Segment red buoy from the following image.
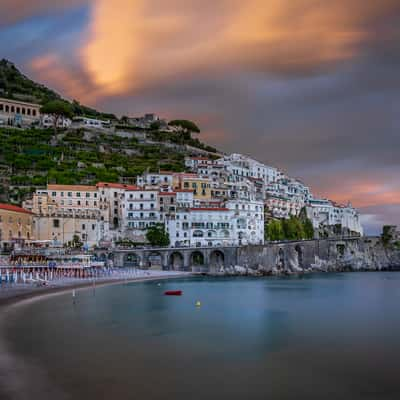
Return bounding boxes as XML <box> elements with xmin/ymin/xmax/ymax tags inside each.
<box><xmin>164</xmin><ymin>290</ymin><xmax>183</xmax><ymax>296</ymax></box>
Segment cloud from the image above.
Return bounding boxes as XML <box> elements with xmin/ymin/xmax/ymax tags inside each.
<box><xmin>0</xmin><ymin>0</ymin><xmax>88</xmax><ymax>27</ymax></box>
<box><xmin>29</xmin><ymin>53</ymin><xmax>101</xmax><ymax>103</ymax></box>
<box><xmin>81</xmin><ymin>0</ymin><xmax>400</xmax><ymax>96</ymax></box>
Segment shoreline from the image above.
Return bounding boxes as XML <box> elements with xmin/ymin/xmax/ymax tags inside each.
<box><xmin>0</xmin><ymin>271</ymin><xmax>193</xmax><ymax>311</ymax></box>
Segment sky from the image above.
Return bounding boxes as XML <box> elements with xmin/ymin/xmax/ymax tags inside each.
<box><xmin>0</xmin><ymin>0</ymin><xmax>399</xmax><ymax>235</ymax></box>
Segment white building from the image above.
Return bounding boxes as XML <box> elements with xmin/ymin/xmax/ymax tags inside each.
<box><xmin>41</xmin><ymin>114</ymin><xmax>72</xmax><ymax>129</ymax></box>
<box><xmin>136</xmin><ymin>171</ymin><xmax>174</xmax><ymax>191</ymax></box>
<box><xmin>306</xmin><ymin>198</ymin><xmax>363</xmax><ymax>236</ymax></box>
<box><xmin>226</xmin><ymin>199</ymin><xmax>264</xmax><ymax>245</ymax></box>
<box><xmin>168</xmin><ymin>207</ymin><xmax>234</xmax><ymax>248</ymax></box>
<box><xmin>72</xmin><ymin>116</ymin><xmax>111</xmax><ymax>129</ymax></box>
<box><xmin>122</xmin><ymin>188</ymin><xmax>160</xmax><ymax>241</ymax></box>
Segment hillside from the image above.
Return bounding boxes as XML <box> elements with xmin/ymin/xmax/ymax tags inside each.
<box><xmin>0</xmin><ymin>61</ymin><xmax>220</xmax><ymax>204</ymax></box>
<box><xmin>0</xmin><ymin>59</ymin><xmax>116</xmax><ymax>120</ymax></box>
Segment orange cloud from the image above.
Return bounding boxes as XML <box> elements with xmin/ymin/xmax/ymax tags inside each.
<box><xmin>79</xmin><ymin>0</ymin><xmax>399</xmax><ymax>96</ymax></box>
<box><xmin>30</xmin><ymin>54</ymin><xmax>102</xmax><ymax>103</ymax></box>
<box><xmin>323</xmin><ymin>181</ymin><xmax>400</xmax><ymax>208</ymax></box>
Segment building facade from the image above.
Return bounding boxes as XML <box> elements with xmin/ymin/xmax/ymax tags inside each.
<box><xmin>0</xmin><ymin>203</ymin><xmax>34</xmax><ymax>251</ymax></box>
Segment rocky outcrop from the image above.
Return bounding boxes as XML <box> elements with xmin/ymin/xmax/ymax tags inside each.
<box><xmin>213</xmin><ymin>239</ymin><xmax>400</xmax><ymax>277</ymax></box>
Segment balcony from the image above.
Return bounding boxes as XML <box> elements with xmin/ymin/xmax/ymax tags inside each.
<box><xmin>127</xmin><ymin>216</ymin><xmax>158</xmax><ymax>220</ymax></box>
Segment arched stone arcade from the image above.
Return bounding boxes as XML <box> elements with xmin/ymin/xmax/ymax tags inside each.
<box><xmin>277</xmin><ymin>248</ymin><xmax>285</xmax><ymax>270</ymax></box>
<box><xmin>123</xmin><ymin>253</ymin><xmax>141</xmax><ymax>267</ymax></box>
<box><xmin>295</xmin><ymin>245</ymin><xmax>304</xmax><ymax>269</ymax></box>
<box><xmin>169</xmin><ymin>251</ymin><xmax>184</xmax><ymax>270</ymax></box>
<box><xmin>209</xmin><ymin>249</ymin><xmax>225</xmax><ymax>270</ymax></box>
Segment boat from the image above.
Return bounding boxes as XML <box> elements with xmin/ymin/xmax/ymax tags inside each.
<box><xmin>164</xmin><ymin>290</ymin><xmax>183</xmax><ymax>296</ymax></box>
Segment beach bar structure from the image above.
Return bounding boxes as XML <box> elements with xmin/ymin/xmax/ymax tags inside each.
<box><xmin>0</xmin><ymin>253</ymin><xmax>105</xmax><ymax>283</ymax></box>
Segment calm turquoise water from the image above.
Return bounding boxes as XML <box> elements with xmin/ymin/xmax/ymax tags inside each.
<box><xmin>2</xmin><ymin>273</ymin><xmax>400</xmax><ymax>399</ymax></box>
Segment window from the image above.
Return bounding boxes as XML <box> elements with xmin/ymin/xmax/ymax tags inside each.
<box><xmin>32</xmin><ymin>110</ymin><xmax>36</xmax><ymax>116</ymax></box>
<box><xmin>77</xmin><ymin>192</ymin><xmax>81</xmax><ymax>197</ymax></box>
<box><xmin>86</xmin><ymin>193</ymin><xmax>90</xmax><ymax>198</ymax></box>
<box><xmin>77</xmin><ymin>200</ymin><xmax>81</xmax><ymax>205</ymax></box>
<box><xmin>92</xmin><ymin>224</ymin><xmax>95</xmax><ymax>230</ymax></box>
<box><xmin>61</xmin><ymin>192</ymin><xmax>64</xmax><ymax>197</ymax></box>
<box><xmin>82</xmin><ymin>224</ymin><xmax>86</xmax><ymax>230</ymax></box>
<box><xmin>52</xmin><ymin>192</ymin><xmax>56</xmax><ymax>196</ymax></box>
<box><xmin>53</xmin><ymin>219</ymin><xmax>60</xmax><ymax>228</ymax></box>
<box><xmin>68</xmin><ymin>192</ymin><xmax>72</xmax><ymax>197</ymax></box>
<box><xmin>150</xmin><ymin>194</ymin><xmax>154</xmax><ymax>199</ymax></box>
<box><xmin>94</xmin><ymin>201</ymin><xmax>97</xmax><ymax>206</ymax></box>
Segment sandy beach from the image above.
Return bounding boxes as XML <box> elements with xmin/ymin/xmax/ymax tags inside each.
<box><xmin>0</xmin><ymin>269</ymin><xmax>192</xmax><ymax>308</ymax></box>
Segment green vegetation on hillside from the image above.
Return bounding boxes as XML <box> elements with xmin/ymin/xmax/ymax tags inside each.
<box><xmin>168</xmin><ymin>119</ymin><xmax>200</xmax><ymax>133</ymax></box>
<box><xmin>0</xmin><ymin>59</ymin><xmax>60</xmax><ymax>104</ymax></box>
<box><xmin>0</xmin><ymin>59</ymin><xmax>220</xmax><ymax>204</ymax></box>
<box><xmin>265</xmin><ymin>214</ymin><xmax>314</xmax><ymax>241</ymax></box>
<box><xmin>0</xmin><ymin>127</ymin><xmax>186</xmax><ymax>203</ymax></box>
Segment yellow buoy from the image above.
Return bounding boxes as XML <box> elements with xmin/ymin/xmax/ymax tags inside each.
<box><xmin>195</xmin><ymin>301</ymin><xmax>201</xmax><ymax>307</ymax></box>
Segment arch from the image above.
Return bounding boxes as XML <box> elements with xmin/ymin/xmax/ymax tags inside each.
<box><xmin>147</xmin><ymin>251</ymin><xmax>162</xmax><ymax>269</ymax></box>
<box><xmin>222</xmin><ymin>229</ymin><xmax>230</xmax><ymax>238</ymax></box>
<box><xmin>207</xmin><ymin>230</ymin><xmax>217</xmax><ymax>238</ymax></box>
<box><xmin>124</xmin><ymin>252</ymin><xmax>140</xmax><ymax>267</ymax></box>
<box><xmin>193</xmin><ymin>230</ymin><xmax>204</xmax><ymax>237</ymax></box>
<box><xmin>169</xmin><ymin>251</ymin><xmax>184</xmax><ymax>270</ymax></box>
<box><xmin>295</xmin><ymin>245</ymin><xmax>303</xmax><ymax>269</ymax></box>
<box><xmin>190</xmin><ymin>251</ymin><xmax>205</xmax><ymax>268</ymax></box>
<box><xmin>209</xmin><ymin>250</ymin><xmax>225</xmax><ymax>269</ymax></box>
<box><xmin>277</xmin><ymin>248</ymin><xmax>285</xmax><ymax>270</ymax></box>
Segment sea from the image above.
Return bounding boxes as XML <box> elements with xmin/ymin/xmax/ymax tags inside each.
<box><xmin>1</xmin><ymin>272</ymin><xmax>400</xmax><ymax>399</ymax></box>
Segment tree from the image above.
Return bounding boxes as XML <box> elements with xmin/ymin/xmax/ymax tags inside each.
<box><xmin>40</xmin><ymin>100</ymin><xmax>73</xmax><ymax>135</ymax></box>
<box><xmin>66</xmin><ymin>234</ymin><xmax>83</xmax><ymax>249</ymax></box>
<box><xmin>381</xmin><ymin>225</ymin><xmax>394</xmax><ymax>247</ymax></box>
<box><xmin>303</xmin><ymin>218</ymin><xmax>314</xmax><ymax>239</ymax></box>
<box><xmin>146</xmin><ymin>223</ymin><xmax>170</xmax><ymax>247</ymax></box>
<box><xmin>168</xmin><ymin>119</ymin><xmax>200</xmax><ymax>133</ymax></box>
<box><xmin>266</xmin><ymin>219</ymin><xmax>284</xmax><ymax>241</ymax></box>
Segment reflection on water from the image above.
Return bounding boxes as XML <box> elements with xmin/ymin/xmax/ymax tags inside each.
<box><xmin>2</xmin><ymin>273</ymin><xmax>400</xmax><ymax>400</ymax></box>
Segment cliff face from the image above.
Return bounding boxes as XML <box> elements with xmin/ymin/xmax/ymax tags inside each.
<box><xmin>309</xmin><ymin>241</ymin><xmax>400</xmax><ymax>273</ymax></box>
<box><xmin>218</xmin><ymin>238</ymin><xmax>400</xmax><ymax>276</ymax></box>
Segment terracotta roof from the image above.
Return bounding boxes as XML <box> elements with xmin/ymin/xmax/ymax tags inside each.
<box><xmin>47</xmin><ymin>184</ymin><xmax>97</xmax><ymax>191</ymax></box>
<box><xmin>97</xmin><ymin>182</ymin><xmax>139</xmax><ymax>190</ymax></box>
<box><xmin>190</xmin><ymin>207</ymin><xmax>230</xmax><ymax>212</ymax></box>
<box><xmin>0</xmin><ymin>203</ymin><xmax>33</xmax><ymax>215</ymax></box>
